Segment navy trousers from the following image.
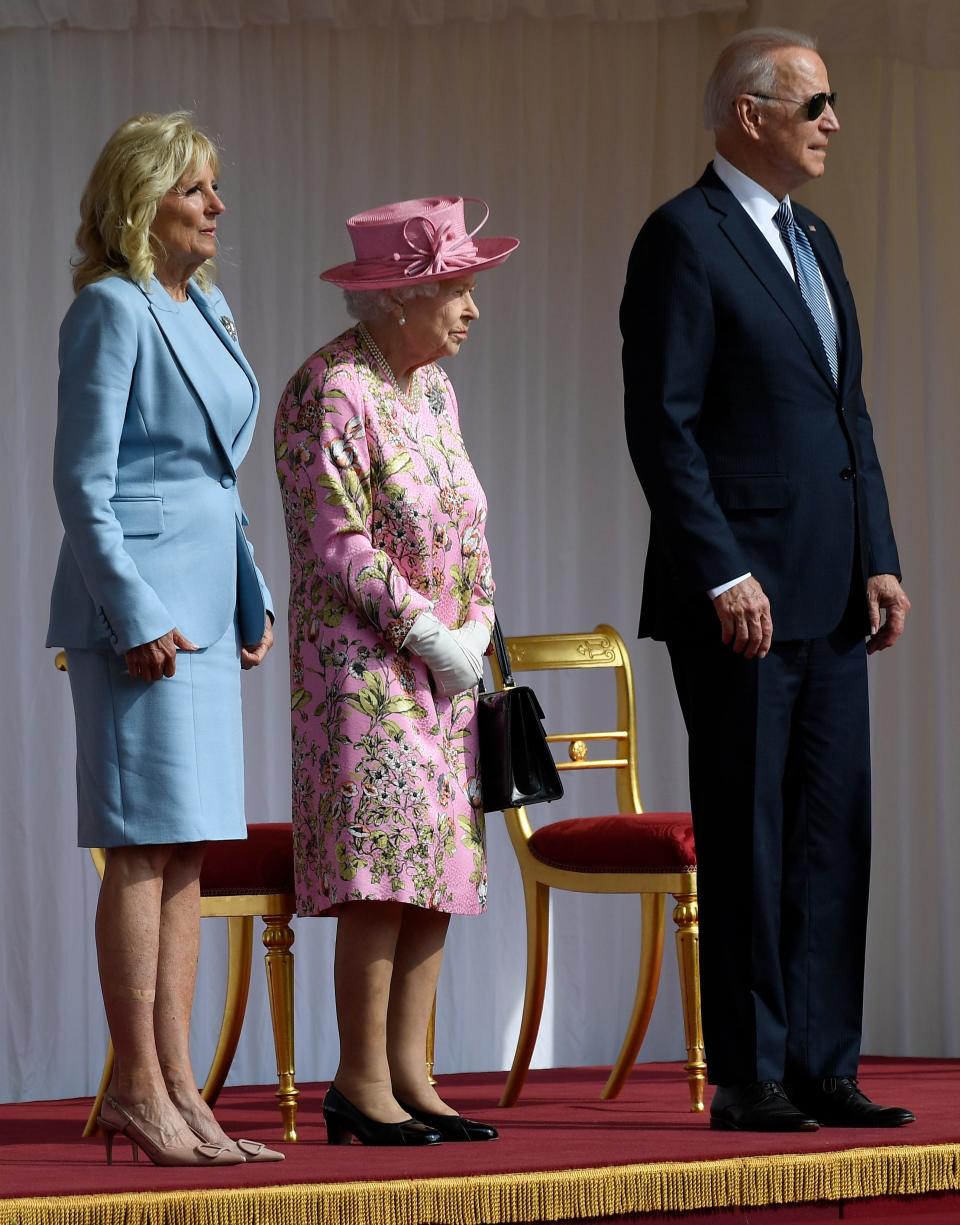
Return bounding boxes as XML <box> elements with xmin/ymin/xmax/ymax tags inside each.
<box><xmin>667</xmin><ymin>627</ymin><xmax>871</xmax><ymax>1086</ymax></box>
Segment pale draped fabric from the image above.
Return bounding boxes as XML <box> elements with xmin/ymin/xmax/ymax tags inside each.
<box><xmin>1</xmin><ymin>0</ymin><xmax>958</xmax><ymax>1103</ymax></box>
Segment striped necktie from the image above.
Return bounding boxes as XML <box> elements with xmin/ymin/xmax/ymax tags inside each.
<box><xmin>774</xmin><ymin>200</ymin><xmax>839</xmax><ymax>385</ymax></box>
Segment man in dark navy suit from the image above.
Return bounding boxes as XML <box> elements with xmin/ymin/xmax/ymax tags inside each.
<box><xmin>621</xmin><ymin>27</ymin><xmax>914</xmax><ymax>1132</ymax></box>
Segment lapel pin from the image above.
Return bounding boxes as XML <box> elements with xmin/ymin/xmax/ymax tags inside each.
<box><xmin>808</xmin><ymin>224</ymin><xmax>817</xmax><ymax>232</ymax></box>
<box><xmin>220</xmin><ymin>315</ymin><xmax>238</xmax><ymax>341</ymax></box>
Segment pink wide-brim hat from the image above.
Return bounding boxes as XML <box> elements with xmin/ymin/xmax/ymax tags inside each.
<box><xmin>320</xmin><ymin>196</ymin><xmax>518</xmax><ymax>291</ymax></box>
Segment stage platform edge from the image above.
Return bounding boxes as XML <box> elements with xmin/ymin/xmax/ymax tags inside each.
<box><xmin>3</xmin><ymin>1140</ymin><xmax>960</xmax><ymax>1225</ymax></box>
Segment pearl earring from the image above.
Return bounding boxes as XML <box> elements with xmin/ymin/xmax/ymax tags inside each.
<box><xmin>398</xmin><ymin>311</ymin><xmax>406</xmax><ymax>327</ymax></box>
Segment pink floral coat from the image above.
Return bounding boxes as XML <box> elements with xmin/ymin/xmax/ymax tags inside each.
<box><xmin>275</xmin><ymin>327</ymin><xmax>494</xmax><ymax>915</ymax></box>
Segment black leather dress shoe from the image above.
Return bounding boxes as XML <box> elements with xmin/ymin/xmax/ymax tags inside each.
<box><xmin>785</xmin><ymin>1078</ymin><xmax>916</xmax><ymax>1127</ymax></box>
<box><xmin>710</xmin><ymin>1082</ymin><xmax>820</xmax><ymax>1132</ymax></box>
<box><xmin>396</xmin><ymin>1101</ymin><xmax>498</xmax><ymax>1142</ymax></box>
<box><xmin>322</xmin><ymin>1085</ymin><xmax>442</xmax><ymax>1146</ymax></box>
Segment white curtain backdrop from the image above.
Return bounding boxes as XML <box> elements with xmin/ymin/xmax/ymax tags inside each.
<box><xmin>2</xmin><ymin>0</ymin><xmax>958</xmax><ymax>1104</ymax></box>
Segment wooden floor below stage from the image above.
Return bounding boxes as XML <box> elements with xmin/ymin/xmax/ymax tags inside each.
<box><xmin>1</xmin><ymin>1058</ymin><xmax>959</xmax><ymax>1223</ymax></box>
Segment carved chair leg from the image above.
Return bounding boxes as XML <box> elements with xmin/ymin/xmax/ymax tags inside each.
<box><xmin>602</xmin><ymin>893</ymin><xmax>666</xmax><ymax>1100</ymax></box>
<box><xmin>673</xmin><ymin>892</ymin><xmax>706</xmax><ymax>1112</ymax></box>
<box><xmin>263</xmin><ymin>914</ymin><xmax>298</xmax><ymax>1142</ymax></box>
<box><xmin>500</xmin><ymin>880</ymin><xmax>550</xmax><ymax>1108</ymax></box>
<box><xmin>426</xmin><ymin>994</ymin><xmax>437</xmax><ymax>1085</ymax></box>
<box><xmin>82</xmin><ymin>1038</ymin><xmax>115</xmax><ymax>1138</ymax></box>
<box><xmin>202</xmin><ymin>916</ymin><xmax>253</xmax><ymax>1108</ymax></box>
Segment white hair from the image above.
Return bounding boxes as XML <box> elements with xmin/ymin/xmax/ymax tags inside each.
<box><xmin>703</xmin><ymin>27</ymin><xmax>818</xmax><ymax>131</ymax></box>
<box><xmin>343</xmin><ymin>281</ymin><xmax>439</xmax><ymax>322</ymax></box>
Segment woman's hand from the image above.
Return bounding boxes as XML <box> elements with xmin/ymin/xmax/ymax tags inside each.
<box><xmin>125</xmin><ymin>628</ymin><xmax>199</xmax><ymax>682</ymax></box>
<box><xmin>241</xmin><ymin>614</ymin><xmax>274</xmax><ymax>670</ymax></box>
<box><xmin>403</xmin><ymin>613</ymin><xmax>482</xmax><ymax>697</ymax></box>
<box><xmin>456</xmin><ymin>619</ymin><xmax>490</xmax><ymax>663</ymax></box>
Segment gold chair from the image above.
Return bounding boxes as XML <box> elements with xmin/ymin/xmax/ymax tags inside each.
<box><xmin>54</xmin><ymin>652</ymin><xmax>299</xmax><ymax>1141</ymax></box>
<box><xmin>492</xmin><ymin>625</ymin><xmax>705</xmax><ymax>1111</ymax></box>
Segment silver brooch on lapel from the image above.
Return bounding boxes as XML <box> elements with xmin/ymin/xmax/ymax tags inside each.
<box><xmin>220</xmin><ymin>315</ymin><xmax>238</xmax><ymax>341</ymax></box>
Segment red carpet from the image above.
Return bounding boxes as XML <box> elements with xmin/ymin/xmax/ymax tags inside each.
<box><xmin>1</xmin><ymin>1058</ymin><xmax>959</xmax><ymax>1222</ymax></box>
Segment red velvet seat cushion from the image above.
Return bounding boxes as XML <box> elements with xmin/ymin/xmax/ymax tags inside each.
<box><xmin>200</xmin><ymin>823</ymin><xmax>295</xmax><ymax>896</ymax></box>
<box><xmin>528</xmin><ymin>812</ymin><xmax>696</xmax><ymax>874</ymax></box>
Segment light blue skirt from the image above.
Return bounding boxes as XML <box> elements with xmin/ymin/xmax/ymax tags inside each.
<box><xmin>66</xmin><ymin>620</ymin><xmax>246</xmax><ymax>847</ymax></box>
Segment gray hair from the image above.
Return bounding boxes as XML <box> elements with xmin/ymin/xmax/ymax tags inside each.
<box><xmin>703</xmin><ymin>27</ymin><xmax>818</xmax><ymax>131</ymax></box>
<box><xmin>343</xmin><ymin>281</ymin><xmax>439</xmax><ymax>322</ymax></box>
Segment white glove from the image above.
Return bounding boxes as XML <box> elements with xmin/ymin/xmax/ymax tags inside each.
<box><xmin>455</xmin><ymin>619</ymin><xmax>491</xmax><ymax>681</ymax></box>
<box><xmin>403</xmin><ymin>613</ymin><xmax>483</xmax><ymax>697</ymax></box>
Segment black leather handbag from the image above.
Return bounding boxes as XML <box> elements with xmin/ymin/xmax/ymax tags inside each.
<box><xmin>477</xmin><ymin>618</ymin><xmax>563</xmax><ymax>813</ymax></box>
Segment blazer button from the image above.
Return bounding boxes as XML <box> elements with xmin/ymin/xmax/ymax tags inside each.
<box><xmin>839</xmin><ymin>467</ymin><xmax>856</xmax><ymax>480</ymax></box>
<box><xmin>220</xmin><ymin>474</ymin><xmax>236</xmax><ymax>488</ymax></box>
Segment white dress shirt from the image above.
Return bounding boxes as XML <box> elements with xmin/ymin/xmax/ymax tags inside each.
<box><xmin>712</xmin><ymin>153</ymin><xmax>836</xmax><ymax>318</ymax></box>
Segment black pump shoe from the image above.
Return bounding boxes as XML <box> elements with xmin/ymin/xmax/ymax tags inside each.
<box><xmin>322</xmin><ymin>1085</ymin><xmax>442</xmax><ymax>1146</ymax></box>
<box><xmin>396</xmin><ymin>1100</ymin><xmax>498</xmax><ymax>1142</ymax></box>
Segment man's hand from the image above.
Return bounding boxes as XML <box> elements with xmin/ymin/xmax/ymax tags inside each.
<box><xmin>125</xmin><ymin>628</ymin><xmax>198</xmax><ymax>682</ymax></box>
<box><xmin>866</xmin><ymin>574</ymin><xmax>910</xmax><ymax>654</ymax></box>
<box><xmin>712</xmin><ymin>576</ymin><xmax>773</xmax><ymax>659</ymax></box>
<box><xmin>241</xmin><ymin>615</ymin><xmax>274</xmax><ymax>670</ymax></box>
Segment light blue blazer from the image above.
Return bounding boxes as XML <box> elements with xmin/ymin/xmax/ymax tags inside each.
<box><xmin>47</xmin><ymin>275</ymin><xmax>272</xmax><ymax>655</ymax></box>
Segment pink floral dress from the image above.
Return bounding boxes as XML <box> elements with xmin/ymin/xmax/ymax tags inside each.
<box><xmin>274</xmin><ymin>327</ymin><xmax>494</xmax><ymax>916</ymax></box>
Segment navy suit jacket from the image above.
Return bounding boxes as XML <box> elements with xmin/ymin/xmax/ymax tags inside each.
<box><xmin>47</xmin><ymin>275</ymin><xmax>272</xmax><ymax>655</ymax></box>
<box><xmin>621</xmin><ymin>164</ymin><xmax>900</xmax><ymax>643</ymax></box>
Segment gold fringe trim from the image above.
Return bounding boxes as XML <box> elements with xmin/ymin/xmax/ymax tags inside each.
<box><xmin>3</xmin><ymin>1143</ymin><xmax>960</xmax><ymax>1225</ymax></box>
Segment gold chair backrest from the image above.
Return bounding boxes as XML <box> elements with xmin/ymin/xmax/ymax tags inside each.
<box><xmin>489</xmin><ymin>624</ymin><xmax>643</xmax><ymax>819</ymax></box>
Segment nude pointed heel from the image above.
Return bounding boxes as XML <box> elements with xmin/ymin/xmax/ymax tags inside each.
<box><xmin>187</xmin><ymin>1125</ymin><xmax>285</xmax><ymax>1163</ymax></box>
<box><xmin>97</xmin><ymin>1097</ymin><xmax>244</xmax><ymax>1167</ymax></box>
<box><xmin>97</xmin><ymin>1109</ymin><xmax>141</xmax><ymax>1163</ymax></box>
<box><xmin>99</xmin><ymin>1118</ymin><xmax>118</xmax><ymax>1165</ymax></box>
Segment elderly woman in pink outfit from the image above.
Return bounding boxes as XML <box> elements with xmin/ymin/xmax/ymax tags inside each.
<box><xmin>275</xmin><ymin>197</ymin><xmax>517</xmax><ymax>1145</ymax></box>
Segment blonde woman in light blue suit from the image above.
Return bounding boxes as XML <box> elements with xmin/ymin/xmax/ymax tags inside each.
<box><xmin>47</xmin><ymin>113</ymin><xmax>281</xmax><ymax>1167</ymax></box>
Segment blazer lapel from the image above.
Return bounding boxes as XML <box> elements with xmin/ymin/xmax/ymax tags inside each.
<box><xmin>187</xmin><ymin>282</ymin><xmax>260</xmax><ymax>465</ymax></box>
<box><xmin>142</xmin><ymin>279</ymin><xmax>256</xmax><ymax>470</ymax></box>
<box><xmin>698</xmin><ymin>167</ymin><xmax>837</xmax><ymax>395</ymax></box>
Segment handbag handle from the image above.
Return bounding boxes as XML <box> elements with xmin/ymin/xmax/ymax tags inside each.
<box><xmin>491</xmin><ymin>616</ymin><xmax>515</xmax><ymax>688</ymax></box>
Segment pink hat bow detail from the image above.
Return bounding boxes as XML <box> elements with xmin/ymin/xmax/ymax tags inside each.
<box><xmin>393</xmin><ymin>199</ymin><xmax>490</xmax><ymax>279</ymax></box>
<box><xmin>319</xmin><ymin>195</ymin><xmax>517</xmax><ymax>290</ymax></box>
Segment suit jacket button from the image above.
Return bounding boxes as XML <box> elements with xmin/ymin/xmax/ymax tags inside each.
<box><xmin>839</xmin><ymin>467</ymin><xmax>855</xmax><ymax>480</ymax></box>
<box><xmin>220</xmin><ymin>474</ymin><xmax>236</xmax><ymax>488</ymax></box>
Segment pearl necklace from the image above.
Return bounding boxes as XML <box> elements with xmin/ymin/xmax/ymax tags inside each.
<box><xmin>357</xmin><ymin>323</ymin><xmax>420</xmax><ymax>413</ymax></box>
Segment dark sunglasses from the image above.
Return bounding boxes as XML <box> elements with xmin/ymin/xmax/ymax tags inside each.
<box><xmin>751</xmin><ymin>91</ymin><xmax>838</xmax><ymax>120</ymax></box>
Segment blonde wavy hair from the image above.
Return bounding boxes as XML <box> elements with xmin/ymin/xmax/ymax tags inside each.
<box><xmin>72</xmin><ymin>112</ymin><xmax>220</xmax><ymax>294</ymax></box>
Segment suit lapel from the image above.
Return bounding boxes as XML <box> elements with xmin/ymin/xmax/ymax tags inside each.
<box><xmin>698</xmin><ymin>167</ymin><xmax>837</xmax><ymax>395</ymax></box>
